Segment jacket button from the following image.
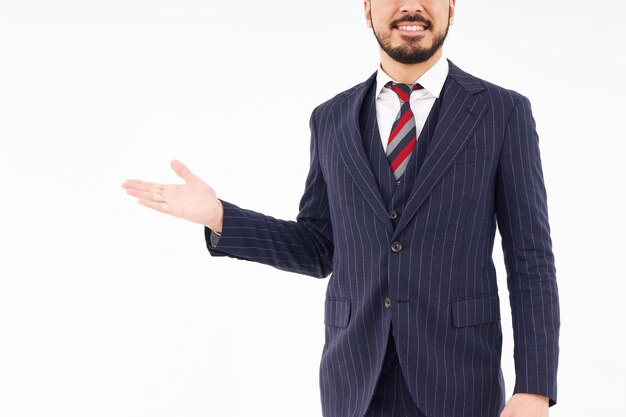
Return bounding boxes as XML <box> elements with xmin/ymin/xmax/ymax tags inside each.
<box><xmin>384</xmin><ymin>297</ymin><xmax>392</xmax><ymax>309</ymax></box>
<box><xmin>389</xmin><ymin>210</ymin><xmax>398</xmax><ymax>219</ymax></box>
<box><xmin>391</xmin><ymin>241</ymin><xmax>403</xmax><ymax>252</ymax></box>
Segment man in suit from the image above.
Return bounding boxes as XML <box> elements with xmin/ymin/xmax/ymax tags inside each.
<box><xmin>122</xmin><ymin>0</ymin><xmax>560</xmax><ymax>416</ymax></box>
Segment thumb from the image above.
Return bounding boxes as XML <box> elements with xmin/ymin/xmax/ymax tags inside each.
<box><xmin>171</xmin><ymin>159</ymin><xmax>198</xmax><ymax>182</ymax></box>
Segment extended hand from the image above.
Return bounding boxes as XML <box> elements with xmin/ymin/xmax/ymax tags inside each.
<box><xmin>121</xmin><ymin>159</ymin><xmax>223</xmax><ymax>231</ymax></box>
<box><xmin>500</xmin><ymin>393</ymin><xmax>549</xmax><ymax>417</ymax></box>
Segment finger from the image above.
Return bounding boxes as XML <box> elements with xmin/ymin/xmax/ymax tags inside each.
<box><xmin>125</xmin><ymin>188</ymin><xmax>166</xmax><ymax>203</ymax></box>
<box><xmin>122</xmin><ymin>179</ymin><xmax>158</xmax><ymax>187</ymax></box>
<box><xmin>122</xmin><ymin>180</ymin><xmax>164</xmax><ymax>193</ymax></box>
<box><xmin>137</xmin><ymin>198</ymin><xmax>172</xmax><ymax>214</ymax></box>
<box><xmin>122</xmin><ymin>179</ymin><xmax>164</xmax><ymax>188</ymax></box>
<box><xmin>171</xmin><ymin>159</ymin><xmax>198</xmax><ymax>183</ymax></box>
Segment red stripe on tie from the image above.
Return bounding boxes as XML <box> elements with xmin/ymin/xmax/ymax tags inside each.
<box><xmin>390</xmin><ymin>85</ymin><xmax>410</xmax><ymax>103</ymax></box>
<box><xmin>387</xmin><ymin>110</ymin><xmax>414</xmax><ymax>144</ymax></box>
<box><xmin>390</xmin><ymin>137</ymin><xmax>416</xmax><ymax>171</ymax></box>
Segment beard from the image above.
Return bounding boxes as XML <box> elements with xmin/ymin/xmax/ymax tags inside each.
<box><xmin>371</xmin><ymin>13</ymin><xmax>450</xmax><ymax>64</ymax></box>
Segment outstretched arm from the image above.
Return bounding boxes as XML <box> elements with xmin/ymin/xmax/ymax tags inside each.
<box><xmin>205</xmin><ymin>109</ymin><xmax>333</xmax><ymax>278</ymax></box>
<box><xmin>122</xmin><ymin>108</ymin><xmax>333</xmax><ymax>278</ymax></box>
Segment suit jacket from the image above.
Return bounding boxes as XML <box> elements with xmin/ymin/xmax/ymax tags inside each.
<box><xmin>205</xmin><ymin>58</ymin><xmax>560</xmax><ymax>417</ymax></box>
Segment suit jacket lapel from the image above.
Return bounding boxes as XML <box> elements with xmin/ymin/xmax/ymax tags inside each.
<box><xmin>334</xmin><ymin>71</ymin><xmax>396</xmax><ymax>236</ymax></box>
<box><xmin>334</xmin><ymin>59</ymin><xmax>489</xmax><ymax>239</ymax></box>
<box><xmin>392</xmin><ymin>60</ymin><xmax>489</xmax><ymax>239</ymax></box>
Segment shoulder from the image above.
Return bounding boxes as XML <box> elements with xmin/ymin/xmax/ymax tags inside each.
<box><xmin>448</xmin><ymin>61</ymin><xmax>540</xmax><ymax>140</ymax></box>
<box><xmin>448</xmin><ymin>60</ymin><xmax>529</xmax><ymax>109</ymax></box>
<box><xmin>448</xmin><ymin>60</ymin><xmax>532</xmax><ymax>116</ymax></box>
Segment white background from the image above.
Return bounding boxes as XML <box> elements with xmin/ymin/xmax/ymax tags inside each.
<box><xmin>1</xmin><ymin>0</ymin><xmax>624</xmax><ymax>416</ymax></box>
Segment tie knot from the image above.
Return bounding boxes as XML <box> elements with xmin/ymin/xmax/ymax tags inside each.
<box><xmin>385</xmin><ymin>81</ymin><xmax>424</xmax><ymax>103</ymax></box>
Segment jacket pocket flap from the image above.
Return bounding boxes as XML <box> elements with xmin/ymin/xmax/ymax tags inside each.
<box><xmin>324</xmin><ymin>297</ymin><xmax>351</xmax><ymax>328</ymax></box>
<box><xmin>451</xmin><ymin>293</ymin><xmax>501</xmax><ymax>327</ymax></box>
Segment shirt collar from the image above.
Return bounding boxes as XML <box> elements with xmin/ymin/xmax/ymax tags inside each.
<box><xmin>375</xmin><ymin>54</ymin><xmax>449</xmax><ymax>100</ymax></box>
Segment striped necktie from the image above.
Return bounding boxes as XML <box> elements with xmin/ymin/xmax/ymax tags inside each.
<box><xmin>385</xmin><ymin>81</ymin><xmax>424</xmax><ymax>181</ymax></box>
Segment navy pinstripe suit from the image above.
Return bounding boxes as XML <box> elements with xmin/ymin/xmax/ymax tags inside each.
<box><xmin>205</xmin><ymin>58</ymin><xmax>560</xmax><ymax>417</ymax></box>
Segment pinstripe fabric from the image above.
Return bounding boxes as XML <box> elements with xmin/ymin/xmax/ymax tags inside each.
<box><xmin>360</xmin><ymin>69</ymin><xmax>440</xmax><ymax>417</ymax></box>
<box><xmin>364</xmin><ymin>323</ymin><xmax>427</xmax><ymax>417</ymax></box>
<box><xmin>204</xmin><ymin>58</ymin><xmax>560</xmax><ymax>417</ymax></box>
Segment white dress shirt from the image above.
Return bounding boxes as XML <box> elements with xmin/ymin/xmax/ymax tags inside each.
<box><xmin>375</xmin><ymin>55</ymin><xmax>449</xmax><ymax>152</ymax></box>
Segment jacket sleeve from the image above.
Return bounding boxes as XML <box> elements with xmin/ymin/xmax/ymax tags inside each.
<box><xmin>204</xmin><ymin>108</ymin><xmax>334</xmax><ymax>279</ymax></box>
<box><xmin>495</xmin><ymin>94</ymin><xmax>561</xmax><ymax>407</ymax></box>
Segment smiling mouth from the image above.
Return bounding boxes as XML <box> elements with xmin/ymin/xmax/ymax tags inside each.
<box><xmin>394</xmin><ymin>24</ymin><xmax>429</xmax><ymax>36</ymax></box>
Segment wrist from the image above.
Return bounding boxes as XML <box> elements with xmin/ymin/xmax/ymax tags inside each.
<box><xmin>214</xmin><ymin>198</ymin><xmax>223</xmax><ymax>234</ymax></box>
<box><xmin>205</xmin><ymin>198</ymin><xmax>224</xmax><ymax>233</ymax></box>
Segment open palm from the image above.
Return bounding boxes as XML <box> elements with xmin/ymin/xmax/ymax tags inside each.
<box><xmin>121</xmin><ymin>159</ymin><xmax>222</xmax><ymax>228</ymax></box>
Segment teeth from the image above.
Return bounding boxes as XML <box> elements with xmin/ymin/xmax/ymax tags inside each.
<box><xmin>398</xmin><ymin>25</ymin><xmax>426</xmax><ymax>31</ymax></box>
